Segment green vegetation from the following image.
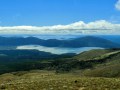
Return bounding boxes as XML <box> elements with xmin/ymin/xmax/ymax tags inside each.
<box><xmin>0</xmin><ymin>49</ymin><xmax>120</xmax><ymax>77</ymax></box>
<box><xmin>0</xmin><ymin>48</ymin><xmax>120</xmax><ymax>89</ymax></box>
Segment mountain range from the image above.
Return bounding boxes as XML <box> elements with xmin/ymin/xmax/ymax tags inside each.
<box><xmin>0</xmin><ymin>36</ymin><xmax>119</xmax><ymax>48</ymax></box>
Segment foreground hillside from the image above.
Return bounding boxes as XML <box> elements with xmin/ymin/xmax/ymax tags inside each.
<box><xmin>0</xmin><ymin>70</ymin><xmax>120</xmax><ymax>90</ymax></box>
<box><xmin>0</xmin><ymin>49</ymin><xmax>120</xmax><ymax>89</ymax></box>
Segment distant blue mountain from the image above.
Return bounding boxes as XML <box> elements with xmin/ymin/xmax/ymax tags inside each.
<box><xmin>0</xmin><ymin>36</ymin><xmax>119</xmax><ymax>48</ymax></box>
<box><xmin>97</xmin><ymin>35</ymin><xmax>120</xmax><ymax>44</ymax></box>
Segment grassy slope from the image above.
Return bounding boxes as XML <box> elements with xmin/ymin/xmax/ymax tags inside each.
<box><xmin>0</xmin><ymin>70</ymin><xmax>120</xmax><ymax>90</ymax></box>
<box><xmin>73</xmin><ymin>49</ymin><xmax>120</xmax><ymax>77</ymax></box>
<box><xmin>73</xmin><ymin>49</ymin><xmax>114</xmax><ymax>61</ymax></box>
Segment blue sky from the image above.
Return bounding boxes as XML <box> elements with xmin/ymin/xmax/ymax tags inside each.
<box><xmin>0</xmin><ymin>0</ymin><xmax>119</xmax><ymax>26</ymax></box>
<box><xmin>0</xmin><ymin>0</ymin><xmax>120</xmax><ymax>35</ymax></box>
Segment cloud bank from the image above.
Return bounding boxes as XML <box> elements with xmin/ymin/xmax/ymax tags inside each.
<box><xmin>0</xmin><ymin>20</ymin><xmax>120</xmax><ymax>35</ymax></box>
<box><xmin>115</xmin><ymin>0</ymin><xmax>120</xmax><ymax>10</ymax></box>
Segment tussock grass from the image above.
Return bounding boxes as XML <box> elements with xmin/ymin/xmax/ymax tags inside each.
<box><xmin>0</xmin><ymin>70</ymin><xmax>120</xmax><ymax>90</ymax></box>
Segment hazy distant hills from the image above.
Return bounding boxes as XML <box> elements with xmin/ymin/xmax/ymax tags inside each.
<box><xmin>98</xmin><ymin>35</ymin><xmax>120</xmax><ymax>44</ymax></box>
<box><xmin>0</xmin><ymin>36</ymin><xmax>119</xmax><ymax>48</ymax></box>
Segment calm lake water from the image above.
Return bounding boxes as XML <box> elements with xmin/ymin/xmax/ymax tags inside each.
<box><xmin>16</xmin><ymin>45</ymin><xmax>103</xmax><ymax>54</ymax></box>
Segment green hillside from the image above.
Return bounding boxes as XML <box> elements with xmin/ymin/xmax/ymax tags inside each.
<box><xmin>71</xmin><ymin>49</ymin><xmax>120</xmax><ymax>77</ymax></box>
<box><xmin>0</xmin><ymin>49</ymin><xmax>120</xmax><ymax>78</ymax></box>
<box><xmin>0</xmin><ymin>49</ymin><xmax>120</xmax><ymax>89</ymax></box>
<box><xmin>73</xmin><ymin>49</ymin><xmax>115</xmax><ymax>61</ymax></box>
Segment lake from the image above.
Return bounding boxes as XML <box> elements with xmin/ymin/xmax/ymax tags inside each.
<box><xmin>16</xmin><ymin>45</ymin><xmax>103</xmax><ymax>54</ymax></box>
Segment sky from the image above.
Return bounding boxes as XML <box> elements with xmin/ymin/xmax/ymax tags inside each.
<box><xmin>0</xmin><ymin>0</ymin><xmax>120</xmax><ymax>35</ymax></box>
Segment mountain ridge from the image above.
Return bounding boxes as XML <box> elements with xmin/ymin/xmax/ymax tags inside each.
<box><xmin>0</xmin><ymin>36</ymin><xmax>119</xmax><ymax>48</ymax></box>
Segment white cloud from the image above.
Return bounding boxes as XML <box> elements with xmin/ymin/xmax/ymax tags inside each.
<box><xmin>0</xmin><ymin>20</ymin><xmax>120</xmax><ymax>35</ymax></box>
<box><xmin>115</xmin><ymin>0</ymin><xmax>120</xmax><ymax>10</ymax></box>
